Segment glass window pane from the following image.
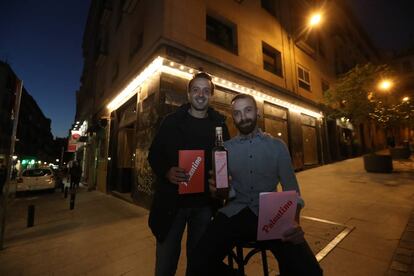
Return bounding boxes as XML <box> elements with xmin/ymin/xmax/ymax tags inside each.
<box><xmin>264</xmin><ymin>103</ymin><xmax>287</xmax><ymax>119</ymax></box>
<box><xmin>302</xmin><ymin>125</ymin><xmax>318</xmax><ymax>165</ymax></box>
<box><xmin>264</xmin><ymin>118</ymin><xmax>289</xmax><ymax>146</ymax></box>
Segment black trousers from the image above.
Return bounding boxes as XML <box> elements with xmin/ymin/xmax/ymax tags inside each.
<box><xmin>192</xmin><ymin>207</ymin><xmax>323</xmax><ymax>276</ymax></box>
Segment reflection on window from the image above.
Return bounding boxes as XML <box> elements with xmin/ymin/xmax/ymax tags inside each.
<box><xmin>301</xmin><ymin>114</ymin><xmax>318</xmax><ymax>165</ymax></box>
<box><xmin>298</xmin><ymin>65</ymin><xmax>311</xmax><ymax>91</ymax></box>
<box><xmin>264</xmin><ymin>102</ymin><xmax>289</xmax><ymax>146</ymax></box>
<box><xmin>262</xmin><ymin>42</ymin><xmax>283</xmax><ymax>77</ymax></box>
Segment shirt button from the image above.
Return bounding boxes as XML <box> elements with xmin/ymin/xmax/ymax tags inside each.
<box><xmin>250</xmin><ymin>199</ymin><xmax>253</xmax><ymax>202</ymax></box>
<box><xmin>249</xmin><ymin>155</ymin><xmax>252</xmax><ymax>158</ymax></box>
<box><xmin>250</xmin><ymin>170</ymin><xmax>252</xmax><ymax>174</ymax></box>
<box><xmin>250</xmin><ymin>186</ymin><xmax>253</xmax><ymax>190</ymax></box>
<box><xmin>249</xmin><ymin>141</ymin><xmax>252</xmax><ymax>144</ymax></box>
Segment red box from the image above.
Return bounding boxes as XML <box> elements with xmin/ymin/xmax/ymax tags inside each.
<box><xmin>178</xmin><ymin>150</ymin><xmax>205</xmax><ymax>194</ymax></box>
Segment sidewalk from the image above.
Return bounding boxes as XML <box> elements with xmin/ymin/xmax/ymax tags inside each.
<box><xmin>0</xmin><ymin>156</ymin><xmax>413</xmax><ymax>275</ymax></box>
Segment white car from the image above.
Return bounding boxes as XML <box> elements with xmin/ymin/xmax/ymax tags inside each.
<box><xmin>17</xmin><ymin>168</ymin><xmax>56</xmax><ymax>192</ymax></box>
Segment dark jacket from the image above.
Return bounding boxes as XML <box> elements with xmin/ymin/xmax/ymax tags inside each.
<box><xmin>147</xmin><ymin>103</ymin><xmax>229</xmax><ymax>242</ymax></box>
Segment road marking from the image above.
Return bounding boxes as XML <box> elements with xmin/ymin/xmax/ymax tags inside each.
<box><xmin>302</xmin><ymin>215</ymin><xmax>355</xmax><ymax>262</ymax></box>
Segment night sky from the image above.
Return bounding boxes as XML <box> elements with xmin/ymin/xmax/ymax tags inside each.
<box><xmin>0</xmin><ymin>0</ymin><xmax>412</xmax><ymax>138</ymax></box>
<box><xmin>0</xmin><ymin>0</ymin><xmax>90</xmax><ymax>138</ymax></box>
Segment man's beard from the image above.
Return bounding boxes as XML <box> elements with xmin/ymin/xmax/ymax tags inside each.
<box><xmin>235</xmin><ymin>118</ymin><xmax>257</xmax><ymax>135</ymax></box>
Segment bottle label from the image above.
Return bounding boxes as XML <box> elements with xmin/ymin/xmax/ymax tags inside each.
<box><xmin>214</xmin><ymin>151</ymin><xmax>228</xmax><ymax>188</ymax></box>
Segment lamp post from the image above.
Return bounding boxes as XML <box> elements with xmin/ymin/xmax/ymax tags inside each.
<box><xmin>1</xmin><ymin>79</ymin><xmax>23</xmax><ymax>249</ymax></box>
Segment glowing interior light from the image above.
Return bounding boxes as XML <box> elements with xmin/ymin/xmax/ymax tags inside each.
<box><xmin>106</xmin><ymin>56</ymin><xmax>323</xmax><ymax>118</ymax></box>
<box><xmin>107</xmin><ymin>57</ymin><xmax>164</xmax><ymax>111</ymax></box>
<box><xmin>161</xmin><ymin>66</ymin><xmax>193</xmax><ymax>80</ymax></box>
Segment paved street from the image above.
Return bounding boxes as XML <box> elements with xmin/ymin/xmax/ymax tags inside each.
<box><xmin>0</xmin><ymin>156</ymin><xmax>413</xmax><ymax>276</ymax></box>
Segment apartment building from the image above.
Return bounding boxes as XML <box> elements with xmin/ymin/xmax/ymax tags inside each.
<box><xmin>0</xmin><ymin>61</ymin><xmax>55</xmax><ymax>169</ymax></box>
<box><xmin>76</xmin><ymin>0</ymin><xmax>378</xmax><ymax>207</ymax></box>
<box><xmin>388</xmin><ymin>48</ymin><xmax>414</xmax><ymax>143</ymax></box>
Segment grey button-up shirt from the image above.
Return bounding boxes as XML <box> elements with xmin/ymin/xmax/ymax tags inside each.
<box><xmin>219</xmin><ymin>129</ymin><xmax>304</xmax><ymax>218</ymax></box>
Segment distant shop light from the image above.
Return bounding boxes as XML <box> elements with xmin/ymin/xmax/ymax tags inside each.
<box><xmin>106</xmin><ymin>56</ymin><xmax>323</xmax><ymax>118</ymax></box>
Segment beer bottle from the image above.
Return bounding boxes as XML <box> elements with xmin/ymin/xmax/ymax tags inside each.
<box><xmin>212</xmin><ymin>126</ymin><xmax>229</xmax><ymax>198</ymax></box>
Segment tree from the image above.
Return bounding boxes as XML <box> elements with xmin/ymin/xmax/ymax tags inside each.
<box><xmin>323</xmin><ymin>63</ymin><xmax>396</xmax><ymax>152</ymax></box>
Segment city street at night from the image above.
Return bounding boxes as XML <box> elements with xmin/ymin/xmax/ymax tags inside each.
<box><xmin>1</xmin><ymin>1</ymin><xmax>414</xmax><ymax>275</ymax></box>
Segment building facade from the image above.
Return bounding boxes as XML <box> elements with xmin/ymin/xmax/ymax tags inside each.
<box><xmin>388</xmin><ymin>48</ymin><xmax>414</xmax><ymax>143</ymax></box>
<box><xmin>0</xmin><ymin>61</ymin><xmax>56</xmax><ymax>171</ymax></box>
<box><xmin>76</xmin><ymin>0</ymin><xmax>379</xmax><ymax>207</ymax></box>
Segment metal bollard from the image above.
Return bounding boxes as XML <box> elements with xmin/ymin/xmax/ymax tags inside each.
<box><xmin>64</xmin><ymin>187</ymin><xmax>68</xmax><ymax>198</ymax></box>
<box><xmin>27</xmin><ymin>204</ymin><xmax>35</xmax><ymax>227</ymax></box>
<box><xmin>69</xmin><ymin>190</ymin><xmax>76</xmax><ymax>210</ymax></box>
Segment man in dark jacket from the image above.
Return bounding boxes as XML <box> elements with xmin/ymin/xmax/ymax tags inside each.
<box><xmin>148</xmin><ymin>72</ymin><xmax>230</xmax><ymax>276</ymax></box>
<box><xmin>69</xmin><ymin>161</ymin><xmax>82</xmax><ymax>189</ymax></box>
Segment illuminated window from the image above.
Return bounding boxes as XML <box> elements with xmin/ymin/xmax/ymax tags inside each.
<box><xmin>262</xmin><ymin>42</ymin><xmax>283</xmax><ymax>77</ymax></box>
<box><xmin>297</xmin><ymin>65</ymin><xmax>311</xmax><ymax>91</ymax></box>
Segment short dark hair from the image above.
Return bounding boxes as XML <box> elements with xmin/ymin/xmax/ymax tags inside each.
<box><xmin>188</xmin><ymin>72</ymin><xmax>215</xmax><ymax>95</ymax></box>
<box><xmin>231</xmin><ymin>93</ymin><xmax>257</xmax><ymax>109</ymax></box>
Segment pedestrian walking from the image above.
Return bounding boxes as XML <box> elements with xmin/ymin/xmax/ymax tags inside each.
<box><xmin>69</xmin><ymin>161</ymin><xmax>82</xmax><ymax>189</ymax></box>
<box><xmin>147</xmin><ymin>72</ymin><xmax>230</xmax><ymax>276</ymax></box>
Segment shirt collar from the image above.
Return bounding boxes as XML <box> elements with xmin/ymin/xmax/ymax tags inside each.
<box><xmin>234</xmin><ymin>128</ymin><xmax>266</xmax><ymax>143</ymax></box>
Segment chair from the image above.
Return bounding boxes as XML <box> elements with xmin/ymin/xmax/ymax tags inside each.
<box><xmin>228</xmin><ymin>240</ymin><xmax>278</xmax><ymax>276</ymax></box>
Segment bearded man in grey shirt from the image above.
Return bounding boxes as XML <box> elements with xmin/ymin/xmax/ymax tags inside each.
<box><xmin>191</xmin><ymin>94</ymin><xmax>322</xmax><ymax>276</ymax></box>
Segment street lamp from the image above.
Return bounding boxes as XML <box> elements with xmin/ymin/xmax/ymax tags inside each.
<box><xmin>378</xmin><ymin>79</ymin><xmax>393</xmax><ymax>92</ymax></box>
<box><xmin>402</xmin><ymin>96</ymin><xmax>410</xmax><ymax>102</ymax></box>
<box><xmin>308</xmin><ymin>12</ymin><xmax>322</xmax><ymax>28</ymax></box>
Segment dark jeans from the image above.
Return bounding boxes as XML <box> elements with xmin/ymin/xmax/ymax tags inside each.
<box><xmin>70</xmin><ymin>176</ymin><xmax>80</xmax><ymax>189</ymax></box>
<box><xmin>192</xmin><ymin>207</ymin><xmax>323</xmax><ymax>276</ymax></box>
<box><xmin>155</xmin><ymin>206</ymin><xmax>212</xmax><ymax>276</ymax></box>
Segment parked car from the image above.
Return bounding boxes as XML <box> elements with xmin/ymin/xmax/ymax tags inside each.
<box><xmin>17</xmin><ymin>168</ymin><xmax>56</xmax><ymax>192</ymax></box>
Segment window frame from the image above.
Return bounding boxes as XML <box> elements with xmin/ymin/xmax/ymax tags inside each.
<box><xmin>206</xmin><ymin>13</ymin><xmax>238</xmax><ymax>54</ymax></box>
<box><xmin>262</xmin><ymin>42</ymin><xmax>283</xmax><ymax>77</ymax></box>
<box><xmin>297</xmin><ymin>64</ymin><xmax>311</xmax><ymax>91</ymax></box>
